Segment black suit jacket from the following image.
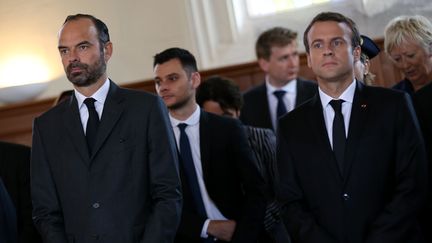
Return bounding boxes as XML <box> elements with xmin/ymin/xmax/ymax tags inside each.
<box><xmin>175</xmin><ymin>111</ymin><xmax>267</xmax><ymax>243</ymax></box>
<box><xmin>277</xmin><ymin>82</ymin><xmax>427</xmax><ymax>243</ymax></box>
<box><xmin>240</xmin><ymin>78</ymin><xmax>317</xmax><ymax>131</ymax></box>
<box><xmin>0</xmin><ymin>141</ymin><xmax>41</xmax><ymax>243</ymax></box>
<box><xmin>31</xmin><ymin>81</ymin><xmax>182</xmax><ymax>243</ymax></box>
<box><xmin>413</xmin><ymin>82</ymin><xmax>432</xmax><ymax>243</ymax></box>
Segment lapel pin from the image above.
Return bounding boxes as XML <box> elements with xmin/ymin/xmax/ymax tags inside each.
<box><xmin>361</xmin><ymin>104</ymin><xmax>367</xmax><ymax>108</ymax></box>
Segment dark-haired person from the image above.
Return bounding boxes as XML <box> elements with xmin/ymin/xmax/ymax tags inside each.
<box><xmin>0</xmin><ymin>176</ymin><xmax>17</xmax><ymax>243</ymax></box>
<box><xmin>240</xmin><ymin>27</ymin><xmax>317</xmax><ymax>131</ymax></box>
<box><xmin>354</xmin><ymin>35</ymin><xmax>380</xmax><ymax>85</ymax></box>
<box><xmin>153</xmin><ymin>48</ymin><xmax>266</xmax><ymax>243</ymax></box>
<box><xmin>277</xmin><ymin>11</ymin><xmax>427</xmax><ymax>243</ymax></box>
<box><xmin>0</xmin><ymin>141</ymin><xmax>41</xmax><ymax>243</ymax></box>
<box><xmin>196</xmin><ymin>76</ymin><xmax>290</xmax><ymax>243</ymax></box>
<box><xmin>31</xmin><ymin>14</ymin><xmax>181</xmax><ymax>243</ymax></box>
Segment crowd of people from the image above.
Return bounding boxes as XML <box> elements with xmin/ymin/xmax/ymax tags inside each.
<box><xmin>1</xmin><ymin>10</ymin><xmax>431</xmax><ymax>243</ymax></box>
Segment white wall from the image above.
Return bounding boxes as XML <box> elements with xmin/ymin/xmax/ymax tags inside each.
<box><xmin>0</xmin><ymin>0</ymin><xmax>195</xmax><ymax>103</ymax></box>
<box><xmin>0</xmin><ymin>0</ymin><xmax>431</xmax><ymax>104</ymax></box>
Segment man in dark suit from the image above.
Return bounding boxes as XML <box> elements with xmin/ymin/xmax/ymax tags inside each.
<box><xmin>153</xmin><ymin>48</ymin><xmax>267</xmax><ymax>243</ymax></box>
<box><xmin>240</xmin><ymin>27</ymin><xmax>317</xmax><ymax>131</ymax></box>
<box><xmin>0</xmin><ymin>141</ymin><xmax>41</xmax><ymax>243</ymax></box>
<box><xmin>1</xmin><ymin>176</ymin><xmax>17</xmax><ymax>243</ymax></box>
<box><xmin>277</xmin><ymin>12</ymin><xmax>428</xmax><ymax>243</ymax></box>
<box><xmin>31</xmin><ymin>14</ymin><xmax>182</xmax><ymax>243</ymax></box>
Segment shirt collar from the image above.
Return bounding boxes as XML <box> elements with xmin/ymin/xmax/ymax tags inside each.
<box><xmin>169</xmin><ymin>105</ymin><xmax>201</xmax><ymax>128</ymax></box>
<box><xmin>265</xmin><ymin>77</ymin><xmax>297</xmax><ymax>95</ymax></box>
<box><xmin>319</xmin><ymin>79</ymin><xmax>356</xmax><ymax>109</ymax></box>
<box><xmin>75</xmin><ymin>78</ymin><xmax>110</xmax><ymax>108</ymax></box>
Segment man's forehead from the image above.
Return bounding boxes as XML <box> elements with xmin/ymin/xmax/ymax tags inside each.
<box><xmin>58</xmin><ymin>18</ymin><xmax>97</xmax><ymax>38</ymax></box>
<box><xmin>308</xmin><ymin>21</ymin><xmax>352</xmax><ymax>39</ymax></box>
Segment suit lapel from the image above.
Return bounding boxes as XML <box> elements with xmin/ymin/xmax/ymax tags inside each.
<box><xmin>343</xmin><ymin>82</ymin><xmax>368</xmax><ymax>183</ymax></box>
<box><xmin>199</xmin><ymin>111</ymin><xmax>211</xmax><ymax>183</ymax></box>
<box><xmin>257</xmin><ymin>84</ymin><xmax>273</xmax><ymax>130</ymax></box>
<box><xmin>308</xmin><ymin>95</ymin><xmax>344</xmax><ymax>181</ymax></box>
<box><xmin>62</xmin><ymin>95</ymin><xmax>89</xmax><ymax>165</ymax></box>
<box><xmin>295</xmin><ymin>78</ymin><xmax>306</xmax><ymax>107</ymax></box>
<box><xmin>90</xmin><ymin>81</ymin><xmax>124</xmax><ymax>160</ymax></box>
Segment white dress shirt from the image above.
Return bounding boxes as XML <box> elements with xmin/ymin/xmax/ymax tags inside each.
<box><xmin>169</xmin><ymin>105</ymin><xmax>227</xmax><ymax>238</ymax></box>
<box><xmin>319</xmin><ymin>79</ymin><xmax>356</xmax><ymax>148</ymax></box>
<box><xmin>74</xmin><ymin>78</ymin><xmax>110</xmax><ymax>134</ymax></box>
<box><xmin>266</xmin><ymin>77</ymin><xmax>297</xmax><ymax>130</ymax></box>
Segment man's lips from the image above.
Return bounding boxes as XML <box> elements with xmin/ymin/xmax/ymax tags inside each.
<box><xmin>322</xmin><ymin>62</ymin><xmax>337</xmax><ymax>67</ymax></box>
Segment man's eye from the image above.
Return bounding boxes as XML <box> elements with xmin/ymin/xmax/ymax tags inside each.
<box><xmin>59</xmin><ymin>49</ymin><xmax>68</xmax><ymax>55</ymax></box>
<box><xmin>333</xmin><ymin>40</ymin><xmax>343</xmax><ymax>47</ymax></box>
<box><xmin>312</xmin><ymin>43</ymin><xmax>322</xmax><ymax>49</ymax></box>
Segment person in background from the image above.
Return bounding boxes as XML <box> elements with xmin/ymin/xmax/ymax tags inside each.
<box><xmin>0</xmin><ymin>141</ymin><xmax>41</xmax><ymax>243</ymax></box>
<box><xmin>31</xmin><ymin>14</ymin><xmax>181</xmax><ymax>243</ymax></box>
<box><xmin>277</xmin><ymin>11</ymin><xmax>427</xmax><ymax>243</ymax></box>
<box><xmin>154</xmin><ymin>47</ymin><xmax>267</xmax><ymax>243</ymax></box>
<box><xmin>196</xmin><ymin>76</ymin><xmax>291</xmax><ymax>243</ymax></box>
<box><xmin>354</xmin><ymin>35</ymin><xmax>380</xmax><ymax>85</ymax></box>
<box><xmin>240</xmin><ymin>27</ymin><xmax>317</xmax><ymax>131</ymax></box>
<box><xmin>0</xmin><ymin>176</ymin><xmax>17</xmax><ymax>243</ymax></box>
<box><xmin>384</xmin><ymin>15</ymin><xmax>432</xmax><ymax>96</ymax></box>
<box><xmin>385</xmin><ymin>15</ymin><xmax>432</xmax><ymax>243</ymax></box>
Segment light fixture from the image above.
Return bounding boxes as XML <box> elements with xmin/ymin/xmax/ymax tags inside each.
<box><xmin>0</xmin><ymin>55</ymin><xmax>51</xmax><ymax>104</ymax></box>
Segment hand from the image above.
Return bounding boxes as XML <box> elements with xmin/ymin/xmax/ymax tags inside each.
<box><xmin>207</xmin><ymin>219</ymin><xmax>237</xmax><ymax>242</ymax></box>
<box><xmin>264</xmin><ymin>200</ymin><xmax>283</xmax><ymax>231</ymax></box>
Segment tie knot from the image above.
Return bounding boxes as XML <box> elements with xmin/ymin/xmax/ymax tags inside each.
<box><xmin>178</xmin><ymin>123</ymin><xmax>188</xmax><ymax>132</ymax></box>
<box><xmin>329</xmin><ymin>99</ymin><xmax>344</xmax><ymax>113</ymax></box>
<box><xmin>84</xmin><ymin>98</ymin><xmax>96</xmax><ymax>109</ymax></box>
<box><xmin>273</xmin><ymin>90</ymin><xmax>286</xmax><ymax>100</ymax></box>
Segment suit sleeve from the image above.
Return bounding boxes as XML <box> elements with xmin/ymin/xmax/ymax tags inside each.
<box><xmin>230</xmin><ymin>120</ymin><xmax>267</xmax><ymax>243</ymax></box>
<box><xmin>276</xmin><ymin>122</ymin><xmax>337</xmax><ymax>243</ymax></box>
<box><xmin>141</xmin><ymin>97</ymin><xmax>182</xmax><ymax>243</ymax></box>
<box><xmin>365</xmin><ymin>94</ymin><xmax>428</xmax><ymax>243</ymax></box>
<box><xmin>31</xmin><ymin>118</ymin><xmax>67</xmax><ymax>243</ymax></box>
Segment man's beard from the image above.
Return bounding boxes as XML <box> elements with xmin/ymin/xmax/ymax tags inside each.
<box><xmin>66</xmin><ymin>55</ymin><xmax>106</xmax><ymax>87</ymax></box>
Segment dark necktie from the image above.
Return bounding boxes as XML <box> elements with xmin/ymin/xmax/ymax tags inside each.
<box><xmin>84</xmin><ymin>98</ymin><xmax>99</xmax><ymax>154</ymax></box>
<box><xmin>273</xmin><ymin>90</ymin><xmax>288</xmax><ymax>119</ymax></box>
<box><xmin>329</xmin><ymin>99</ymin><xmax>346</xmax><ymax>174</ymax></box>
<box><xmin>178</xmin><ymin>123</ymin><xmax>207</xmax><ymax>217</ymax></box>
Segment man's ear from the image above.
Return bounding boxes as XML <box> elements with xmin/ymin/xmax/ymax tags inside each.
<box><xmin>307</xmin><ymin>53</ymin><xmax>312</xmax><ymax>68</ymax></box>
<box><xmin>103</xmin><ymin>41</ymin><xmax>113</xmax><ymax>62</ymax></box>
<box><xmin>353</xmin><ymin>45</ymin><xmax>361</xmax><ymax>62</ymax></box>
<box><xmin>191</xmin><ymin>72</ymin><xmax>201</xmax><ymax>88</ymax></box>
<box><xmin>258</xmin><ymin>58</ymin><xmax>270</xmax><ymax>72</ymax></box>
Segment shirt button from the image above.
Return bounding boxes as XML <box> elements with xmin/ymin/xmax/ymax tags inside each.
<box><xmin>92</xmin><ymin>202</ymin><xmax>100</xmax><ymax>209</ymax></box>
<box><xmin>342</xmin><ymin>193</ymin><xmax>350</xmax><ymax>201</ymax></box>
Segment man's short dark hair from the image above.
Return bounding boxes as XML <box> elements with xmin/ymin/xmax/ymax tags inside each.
<box><xmin>196</xmin><ymin>76</ymin><xmax>243</xmax><ymax>111</ymax></box>
<box><xmin>256</xmin><ymin>27</ymin><xmax>298</xmax><ymax>60</ymax></box>
<box><xmin>303</xmin><ymin>12</ymin><xmax>361</xmax><ymax>53</ymax></box>
<box><xmin>64</xmin><ymin>14</ymin><xmax>110</xmax><ymax>47</ymax></box>
<box><xmin>153</xmin><ymin>48</ymin><xmax>198</xmax><ymax>76</ymax></box>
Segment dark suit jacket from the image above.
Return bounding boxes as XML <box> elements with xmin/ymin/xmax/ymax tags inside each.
<box><xmin>175</xmin><ymin>111</ymin><xmax>267</xmax><ymax>243</ymax></box>
<box><xmin>240</xmin><ymin>78</ymin><xmax>317</xmax><ymax>131</ymax></box>
<box><xmin>277</xmin><ymin>82</ymin><xmax>427</xmax><ymax>243</ymax></box>
<box><xmin>31</xmin><ymin>81</ymin><xmax>182</xmax><ymax>243</ymax></box>
<box><xmin>0</xmin><ymin>141</ymin><xmax>41</xmax><ymax>243</ymax></box>
<box><xmin>0</xmin><ymin>176</ymin><xmax>17</xmax><ymax>243</ymax></box>
<box><xmin>413</xmin><ymin>82</ymin><xmax>432</xmax><ymax>243</ymax></box>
